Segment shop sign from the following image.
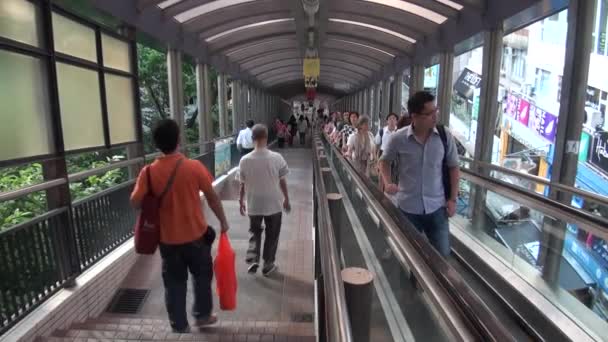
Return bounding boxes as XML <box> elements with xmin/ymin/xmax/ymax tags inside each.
<box><xmin>454</xmin><ymin>68</ymin><xmax>482</xmax><ymax>100</ymax></box>
<box><xmin>505</xmin><ymin>92</ymin><xmax>519</xmax><ymax>118</ymax></box>
<box><xmin>527</xmin><ymin>104</ymin><xmax>558</xmax><ymax>143</ymax></box>
<box><xmin>565</xmin><ymin>233</ymin><xmax>608</xmax><ymax>293</ymax></box>
<box><xmin>590</xmin><ymin>130</ymin><xmax>608</xmax><ymax>173</ymax></box>
<box><xmin>517</xmin><ymin>98</ymin><xmax>530</xmax><ymax>126</ymax></box>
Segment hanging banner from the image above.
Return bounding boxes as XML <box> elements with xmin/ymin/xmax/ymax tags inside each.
<box><xmin>517</xmin><ymin>98</ymin><xmax>530</xmax><ymax>126</ymax></box>
<box><xmin>528</xmin><ymin>104</ymin><xmax>558</xmax><ymax>143</ymax></box>
<box><xmin>303</xmin><ymin>58</ymin><xmax>320</xmax><ymax>77</ymax></box>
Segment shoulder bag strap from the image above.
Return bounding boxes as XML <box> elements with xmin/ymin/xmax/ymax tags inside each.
<box><xmin>146</xmin><ymin>166</ymin><xmax>155</xmax><ymax>196</ymax></box>
<box><xmin>158</xmin><ymin>159</ymin><xmax>184</xmax><ymax>201</ymax></box>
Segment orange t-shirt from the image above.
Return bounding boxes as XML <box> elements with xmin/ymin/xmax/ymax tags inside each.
<box><xmin>130</xmin><ymin>153</ymin><xmax>214</xmax><ymax>245</ymax></box>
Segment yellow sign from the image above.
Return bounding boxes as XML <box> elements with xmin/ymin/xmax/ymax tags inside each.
<box><xmin>303</xmin><ymin>58</ymin><xmax>320</xmax><ymax>77</ymax></box>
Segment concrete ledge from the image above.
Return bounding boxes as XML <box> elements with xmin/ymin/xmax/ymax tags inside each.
<box><xmin>2</xmin><ymin>174</ymin><xmax>236</xmax><ymax>342</ymax></box>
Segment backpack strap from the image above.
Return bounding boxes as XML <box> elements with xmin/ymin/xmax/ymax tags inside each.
<box><xmin>158</xmin><ymin>158</ymin><xmax>184</xmax><ymax>201</ymax></box>
<box><xmin>436</xmin><ymin>125</ymin><xmax>450</xmax><ymax>200</ymax></box>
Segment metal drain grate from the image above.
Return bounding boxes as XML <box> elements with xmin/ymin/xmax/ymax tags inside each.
<box><xmin>106</xmin><ymin>289</ymin><xmax>150</xmax><ymax>314</ymax></box>
<box><xmin>290</xmin><ymin>312</ymin><xmax>314</xmax><ymax>323</ymax></box>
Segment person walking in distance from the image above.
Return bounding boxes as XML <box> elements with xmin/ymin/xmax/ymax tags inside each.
<box><xmin>237</xmin><ymin>120</ymin><xmax>255</xmax><ymax>157</ymax></box>
<box><xmin>378</xmin><ymin>91</ymin><xmax>460</xmax><ymax>257</ymax></box>
<box><xmin>297</xmin><ymin>115</ymin><xmax>309</xmax><ymax>146</ymax></box>
<box><xmin>130</xmin><ymin>119</ymin><xmax>230</xmax><ymax>333</ymax></box>
<box><xmin>238</xmin><ymin>124</ymin><xmax>291</xmax><ymax>276</ymax></box>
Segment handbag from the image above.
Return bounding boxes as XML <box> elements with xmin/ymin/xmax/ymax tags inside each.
<box><xmin>134</xmin><ymin>159</ymin><xmax>183</xmax><ymax>254</ymax></box>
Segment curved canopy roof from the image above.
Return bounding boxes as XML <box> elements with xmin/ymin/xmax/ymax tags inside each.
<box><xmin>91</xmin><ymin>0</ymin><xmax>538</xmax><ymax>98</ymax></box>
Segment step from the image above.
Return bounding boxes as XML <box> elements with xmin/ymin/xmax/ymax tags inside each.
<box><xmin>43</xmin><ymin>333</ymin><xmax>313</xmax><ymax>342</ymax></box>
<box><xmin>71</xmin><ymin>316</ymin><xmax>314</xmax><ymax>337</ymax></box>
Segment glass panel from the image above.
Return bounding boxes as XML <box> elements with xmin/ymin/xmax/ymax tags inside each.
<box><xmin>0</xmin><ymin>0</ymin><xmax>42</xmax><ymax>47</ymax></box>
<box><xmin>493</xmin><ymin>12</ymin><xmax>567</xmax><ymax>187</ymax></box>
<box><xmin>450</xmin><ymin>46</ymin><xmax>483</xmax><ymax>158</ymax></box>
<box><xmin>424</xmin><ymin>64</ymin><xmax>439</xmax><ymax>96</ymax></box>
<box><xmin>329</xmin><ymin>19</ymin><xmax>416</xmax><ymax>43</ymax></box>
<box><xmin>56</xmin><ymin>62</ymin><xmax>104</xmax><ymax>150</ymax></box>
<box><xmin>102</xmin><ymin>34</ymin><xmax>131</xmax><ymax>72</ymax></box>
<box><xmin>362</xmin><ymin>0</ymin><xmax>446</xmax><ymax>24</ymax></box>
<box><xmin>329</xmin><ymin>38</ymin><xmax>395</xmax><ymax>57</ymax></box>
<box><xmin>52</xmin><ymin>12</ymin><xmax>97</xmax><ymax>62</ymax></box>
<box><xmin>105</xmin><ymin>73</ymin><xmax>136</xmax><ymax>144</ymax></box>
<box><xmin>455</xmin><ymin>176</ymin><xmax>608</xmax><ymax>333</ymax></box>
<box><xmin>0</xmin><ymin>50</ymin><xmax>53</xmax><ymax>160</ymax></box>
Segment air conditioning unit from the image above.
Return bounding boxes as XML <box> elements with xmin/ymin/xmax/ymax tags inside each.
<box><xmin>584</xmin><ymin>107</ymin><xmax>604</xmax><ymax>130</ymax></box>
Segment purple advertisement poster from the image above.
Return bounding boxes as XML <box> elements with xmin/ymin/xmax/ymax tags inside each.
<box><xmin>517</xmin><ymin>98</ymin><xmax>530</xmax><ymax>126</ymax></box>
<box><xmin>528</xmin><ymin>105</ymin><xmax>558</xmax><ymax>143</ymax></box>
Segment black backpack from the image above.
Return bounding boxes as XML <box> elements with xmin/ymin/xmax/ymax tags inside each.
<box><xmin>436</xmin><ymin>125</ymin><xmax>451</xmax><ymax>201</ymax></box>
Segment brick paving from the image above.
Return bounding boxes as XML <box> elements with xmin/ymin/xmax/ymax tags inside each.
<box><xmin>42</xmin><ymin>148</ymin><xmax>315</xmax><ymax>342</ymax></box>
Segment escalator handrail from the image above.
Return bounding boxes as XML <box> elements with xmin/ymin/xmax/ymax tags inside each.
<box><xmin>312</xmin><ymin>135</ymin><xmax>354</xmax><ymax>342</ymax></box>
<box><xmin>322</xmin><ymin>133</ymin><xmax>516</xmax><ymax>342</ymax></box>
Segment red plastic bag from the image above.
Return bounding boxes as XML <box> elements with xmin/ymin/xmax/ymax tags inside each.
<box><xmin>214</xmin><ymin>233</ymin><xmax>237</xmax><ymax>310</ymax></box>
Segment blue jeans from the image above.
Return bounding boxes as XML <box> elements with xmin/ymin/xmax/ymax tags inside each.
<box><xmin>159</xmin><ymin>228</ymin><xmax>215</xmax><ymax>331</ymax></box>
<box><xmin>401</xmin><ymin>208</ymin><xmax>450</xmax><ymax>257</ymax></box>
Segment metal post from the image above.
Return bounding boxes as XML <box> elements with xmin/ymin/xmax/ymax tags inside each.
<box><xmin>218</xmin><ymin>73</ymin><xmax>227</xmax><ymax>136</ymax></box>
<box><xmin>373</xmin><ymin>82</ymin><xmax>381</xmax><ymax>132</ymax></box>
<box><xmin>392</xmin><ymin>73</ymin><xmax>403</xmax><ymax>115</ymax></box>
<box><xmin>437</xmin><ymin>51</ymin><xmax>454</xmax><ymax>126</ymax></box>
<box><xmin>470</xmin><ymin>25</ymin><xmax>504</xmax><ymax>229</ymax></box>
<box><xmin>196</xmin><ymin>63</ymin><xmax>213</xmax><ymax>144</ymax></box>
<box><xmin>539</xmin><ymin>0</ymin><xmax>596</xmax><ymax>285</ymax></box>
<box><xmin>167</xmin><ymin>49</ymin><xmax>185</xmax><ymax>147</ymax></box>
<box><xmin>410</xmin><ymin>64</ymin><xmax>425</xmax><ymax>96</ymax></box>
<box><xmin>382</xmin><ymin>79</ymin><xmax>391</xmax><ymax>118</ymax></box>
<box><xmin>342</xmin><ymin>267</ymin><xmax>374</xmax><ymax>342</ymax></box>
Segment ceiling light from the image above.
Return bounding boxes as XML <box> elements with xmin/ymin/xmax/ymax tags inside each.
<box><xmin>174</xmin><ymin>0</ymin><xmax>257</xmax><ymax>23</ymax></box>
<box><xmin>362</xmin><ymin>0</ymin><xmax>446</xmax><ymax>24</ymax></box>
<box><xmin>329</xmin><ymin>38</ymin><xmax>395</xmax><ymax>57</ymax></box>
<box><xmin>329</xmin><ymin>18</ymin><xmax>416</xmax><ymax>43</ymax></box>
<box><xmin>206</xmin><ymin>19</ymin><xmax>293</xmax><ymax>42</ymax></box>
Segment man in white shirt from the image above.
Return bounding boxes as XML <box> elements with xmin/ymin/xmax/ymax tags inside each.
<box><xmin>236</xmin><ymin>120</ymin><xmax>255</xmax><ymax>157</ymax></box>
<box><xmin>375</xmin><ymin>113</ymin><xmax>399</xmax><ymax>191</ymax></box>
<box><xmin>374</xmin><ymin>112</ymin><xmax>399</xmax><ymax>155</ymax></box>
<box><xmin>238</xmin><ymin>124</ymin><xmax>291</xmax><ymax>276</ymax></box>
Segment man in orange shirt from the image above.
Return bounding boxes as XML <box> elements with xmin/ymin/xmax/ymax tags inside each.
<box><xmin>131</xmin><ymin>119</ymin><xmax>230</xmax><ymax>333</ymax></box>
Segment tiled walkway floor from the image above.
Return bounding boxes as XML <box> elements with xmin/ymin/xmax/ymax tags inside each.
<box><xmin>115</xmin><ymin>148</ymin><xmax>315</xmax><ymax>340</ymax></box>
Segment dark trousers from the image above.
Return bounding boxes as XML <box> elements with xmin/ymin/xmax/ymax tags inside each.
<box><xmin>401</xmin><ymin>208</ymin><xmax>450</xmax><ymax>257</ymax></box>
<box><xmin>299</xmin><ymin>132</ymin><xmax>306</xmax><ymax>145</ymax></box>
<box><xmin>159</xmin><ymin>230</ymin><xmax>215</xmax><ymax>331</ymax></box>
<box><xmin>246</xmin><ymin>212</ymin><xmax>282</xmax><ymax>265</ymax></box>
<box><xmin>278</xmin><ymin>137</ymin><xmax>285</xmax><ymax>148</ymax></box>
<box><xmin>241</xmin><ymin>148</ymin><xmax>253</xmax><ymax>158</ymax></box>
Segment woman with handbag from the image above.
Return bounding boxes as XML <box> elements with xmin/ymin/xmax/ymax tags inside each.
<box><xmin>346</xmin><ymin>115</ymin><xmax>376</xmax><ymax>176</ymax></box>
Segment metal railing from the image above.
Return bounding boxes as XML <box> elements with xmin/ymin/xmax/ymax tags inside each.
<box><xmin>321</xmin><ymin>133</ymin><xmax>516</xmax><ymax>341</ymax></box>
<box><xmin>461</xmin><ymin>156</ymin><xmax>608</xmax><ymax>208</ymax></box>
<box><xmin>0</xmin><ymin>134</ymin><xmax>236</xmax><ymax>335</ymax></box>
<box><xmin>312</xmin><ymin>135</ymin><xmax>354</xmax><ymax>342</ymax></box>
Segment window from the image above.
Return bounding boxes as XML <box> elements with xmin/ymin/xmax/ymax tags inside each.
<box><xmin>52</xmin><ymin>13</ymin><xmax>97</xmax><ymax>62</ymax></box>
<box><xmin>0</xmin><ymin>0</ymin><xmax>43</xmax><ymax>47</ymax></box>
<box><xmin>0</xmin><ymin>50</ymin><xmax>53</xmax><ymax>160</ymax></box>
<box><xmin>512</xmin><ymin>48</ymin><xmax>526</xmax><ymax>80</ymax></box>
<box><xmin>535</xmin><ymin>68</ymin><xmax>551</xmax><ymax>100</ymax></box>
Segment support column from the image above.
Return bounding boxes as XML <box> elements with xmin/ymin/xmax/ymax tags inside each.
<box><xmin>217</xmin><ymin>73</ymin><xmax>227</xmax><ymax>136</ymax></box>
<box><xmin>410</xmin><ymin>64</ymin><xmax>425</xmax><ymax>97</ymax></box>
<box><xmin>469</xmin><ymin>26</ymin><xmax>504</xmax><ymax>229</ymax></box>
<box><xmin>232</xmin><ymin>80</ymin><xmax>240</xmax><ymax>133</ymax></box>
<box><xmin>381</xmin><ymin>79</ymin><xmax>391</xmax><ymax>118</ymax></box>
<box><xmin>392</xmin><ymin>73</ymin><xmax>403</xmax><ymax>115</ymax></box>
<box><xmin>373</xmin><ymin>82</ymin><xmax>382</xmax><ymax>132</ymax></box>
<box><xmin>437</xmin><ymin>52</ymin><xmax>455</xmax><ymax>126</ymax></box>
<box><xmin>196</xmin><ymin>63</ymin><xmax>213</xmax><ymax>144</ymax></box>
<box><xmin>167</xmin><ymin>49</ymin><xmax>185</xmax><ymax>147</ymax></box>
<box><xmin>362</xmin><ymin>88</ymin><xmax>369</xmax><ymax>116</ymax></box>
<box><xmin>539</xmin><ymin>0</ymin><xmax>596</xmax><ymax>286</ymax></box>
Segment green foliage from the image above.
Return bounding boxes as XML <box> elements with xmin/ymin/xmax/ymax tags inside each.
<box><xmin>0</xmin><ymin>164</ymin><xmax>46</xmax><ymax>230</ymax></box>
